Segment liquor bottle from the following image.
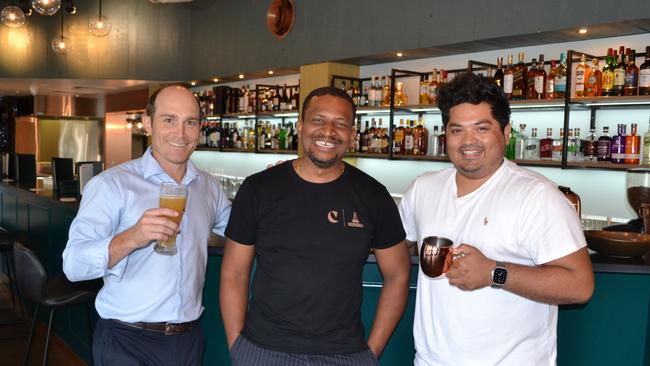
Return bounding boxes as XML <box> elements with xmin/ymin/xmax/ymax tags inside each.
<box><xmin>612</xmin><ymin>47</ymin><xmax>626</xmax><ymax>96</ymax></box>
<box><xmin>545</xmin><ymin>60</ymin><xmax>556</xmax><ymax>99</ymax></box>
<box><xmin>391</xmin><ymin>119</ymin><xmax>404</xmax><ymax>154</ymax></box>
<box><xmin>640</xmin><ymin>47</ymin><xmax>650</xmax><ymax>96</ymax></box>
<box><xmin>379</xmin><ymin>119</ymin><xmax>389</xmax><ymax>154</ymax></box>
<box><xmin>514</xmin><ymin>124</ymin><xmax>527</xmax><ymax>160</ymax></box>
<box><xmin>512</xmin><ymin>52</ymin><xmax>527</xmax><ymax>100</ymax></box>
<box><xmin>503</xmin><ymin>55</ymin><xmax>514</xmax><ymax>100</ymax></box>
<box><xmin>597</xmin><ymin>126</ymin><xmax>612</xmax><ymax>161</ymax></box>
<box><xmin>272</xmin><ymin>86</ymin><xmax>281</xmax><ymax>111</ymax></box>
<box><xmin>367</xmin><ymin>76</ymin><xmax>376</xmax><ymax>107</ymax></box>
<box><xmin>381</xmin><ymin>77</ymin><xmax>392</xmax><ymax>106</ymax></box>
<box><xmin>567</xmin><ymin>128</ymin><xmax>583</xmax><ymax>162</ymax></box>
<box><xmin>361</xmin><ymin>120</ymin><xmax>370</xmax><ymax>153</ymax></box>
<box><xmin>238</xmin><ymin>85</ymin><xmax>246</xmax><ymax>113</ymax></box>
<box><xmin>493</xmin><ymin>57</ymin><xmax>504</xmax><ymax>89</ymax></box>
<box><xmin>552</xmin><ymin>128</ymin><xmax>564</xmax><ymax>161</ymax></box>
<box><xmin>575</xmin><ymin>54</ymin><xmax>588</xmax><ymax>97</ymax></box>
<box><xmin>525</xmin><ymin>128</ymin><xmax>540</xmax><ymax>160</ymax></box>
<box><xmin>533</xmin><ymin>54</ymin><xmax>546</xmax><ymax>99</ymax></box>
<box><xmin>404</xmin><ymin>120</ymin><xmax>414</xmax><ymax>155</ymax></box>
<box><xmin>610</xmin><ymin>124</ymin><xmax>626</xmax><ymax>164</ymax></box>
<box><xmin>370</xmin><ymin>119</ymin><xmax>381</xmax><ymax>153</ymax></box>
<box><xmin>419</xmin><ymin>75</ymin><xmax>430</xmax><ymax>105</ymax></box>
<box><xmin>505</xmin><ymin>123</ymin><xmax>517</xmax><ymax>159</ymax></box>
<box><xmin>625</xmin><ymin>123</ymin><xmax>640</xmax><ymax>164</ymax></box>
<box><xmin>395</xmin><ymin>82</ymin><xmax>408</xmax><ymax>106</ymax></box>
<box><xmin>437</xmin><ymin>126</ymin><xmax>446</xmax><ymax>156</ymax></box>
<box><xmin>602</xmin><ymin>48</ymin><xmax>615</xmax><ymax>96</ymax></box>
<box><xmin>585</xmin><ymin>58</ymin><xmax>602</xmax><ymax>97</ymax></box>
<box><xmin>554</xmin><ymin>53</ymin><xmax>567</xmax><ymax>99</ymax></box>
<box><xmin>643</xmin><ymin>117</ymin><xmax>650</xmax><ymax>164</ymax></box>
<box><xmin>525</xmin><ymin>58</ymin><xmax>538</xmax><ymax>100</ymax></box>
<box><xmin>428</xmin><ymin>125</ymin><xmax>440</xmax><ymax>157</ymax></box>
<box><xmin>582</xmin><ymin>128</ymin><xmax>598</xmax><ymax>161</ymax></box>
<box><xmin>624</xmin><ymin>49</ymin><xmax>639</xmax><ymax>96</ymax></box>
<box><xmin>280</xmin><ymin>85</ymin><xmax>289</xmax><ymax>111</ymax></box>
<box><xmin>428</xmin><ymin>68</ymin><xmax>439</xmax><ymax>105</ymax></box>
<box><xmin>540</xmin><ymin>128</ymin><xmax>554</xmax><ymax>160</ymax></box>
<box><xmin>278</xmin><ymin>123</ymin><xmax>287</xmax><ymax>150</ymax></box>
<box><xmin>414</xmin><ymin>117</ymin><xmax>428</xmax><ymax>155</ymax></box>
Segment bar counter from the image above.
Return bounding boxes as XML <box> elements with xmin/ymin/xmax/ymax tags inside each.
<box><xmin>1</xmin><ymin>182</ymin><xmax>649</xmax><ymax>365</ymax></box>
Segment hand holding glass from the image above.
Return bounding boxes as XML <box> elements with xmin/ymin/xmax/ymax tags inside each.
<box><xmin>154</xmin><ymin>183</ymin><xmax>187</xmax><ymax>256</ymax></box>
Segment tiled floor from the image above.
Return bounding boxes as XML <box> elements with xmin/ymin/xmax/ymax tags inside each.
<box><xmin>0</xmin><ymin>281</ymin><xmax>86</xmax><ymax>366</ymax></box>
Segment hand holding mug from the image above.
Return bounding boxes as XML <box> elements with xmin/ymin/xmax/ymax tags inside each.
<box><xmin>446</xmin><ymin>244</ymin><xmax>495</xmax><ymax>291</ymax></box>
<box><xmin>419</xmin><ymin>236</ymin><xmax>465</xmax><ymax>279</ymax></box>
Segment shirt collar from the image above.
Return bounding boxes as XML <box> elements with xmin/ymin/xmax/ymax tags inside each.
<box><xmin>141</xmin><ymin>147</ymin><xmax>199</xmax><ymax>185</ymax></box>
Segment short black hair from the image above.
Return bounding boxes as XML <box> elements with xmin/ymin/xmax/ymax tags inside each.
<box><xmin>437</xmin><ymin>72</ymin><xmax>511</xmax><ymax>131</ymax></box>
<box><xmin>301</xmin><ymin>86</ymin><xmax>356</xmax><ymax>121</ymax></box>
<box><xmin>146</xmin><ymin>84</ymin><xmax>201</xmax><ymax>118</ymax></box>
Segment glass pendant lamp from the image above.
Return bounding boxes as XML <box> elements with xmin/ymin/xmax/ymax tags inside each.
<box><xmin>88</xmin><ymin>0</ymin><xmax>111</xmax><ymax>37</ymax></box>
<box><xmin>1</xmin><ymin>1</ymin><xmax>26</xmax><ymax>28</ymax></box>
<box><xmin>32</xmin><ymin>0</ymin><xmax>61</xmax><ymax>16</ymax></box>
<box><xmin>51</xmin><ymin>10</ymin><xmax>68</xmax><ymax>54</ymax></box>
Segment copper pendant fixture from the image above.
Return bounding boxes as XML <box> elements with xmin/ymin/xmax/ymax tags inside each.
<box><xmin>266</xmin><ymin>0</ymin><xmax>295</xmax><ymax>39</ymax></box>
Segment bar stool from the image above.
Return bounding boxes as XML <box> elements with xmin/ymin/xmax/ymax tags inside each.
<box><xmin>13</xmin><ymin>242</ymin><xmax>98</xmax><ymax>366</ymax></box>
<box><xmin>0</xmin><ymin>229</ymin><xmax>19</xmax><ymax>312</ymax></box>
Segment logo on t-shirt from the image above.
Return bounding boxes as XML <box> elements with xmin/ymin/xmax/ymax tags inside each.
<box><xmin>347</xmin><ymin>212</ymin><xmax>365</xmax><ymax>228</ymax></box>
<box><xmin>327</xmin><ymin>210</ymin><xmax>339</xmax><ymax>223</ymax></box>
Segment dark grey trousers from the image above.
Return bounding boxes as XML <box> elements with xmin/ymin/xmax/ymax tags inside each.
<box><xmin>230</xmin><ymin>334</ymin><xmax>378</xmax><ymax>366</ymax></box>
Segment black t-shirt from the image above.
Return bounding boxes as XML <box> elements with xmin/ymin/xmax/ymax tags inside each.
<box><xmin>225</xmin><ymin>160</ymin><xmax>405</xmax><ymax>354</ymax></box>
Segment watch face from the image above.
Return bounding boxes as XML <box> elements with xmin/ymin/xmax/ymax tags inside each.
<box><xmin>493</xmin><ymin>267</ymin><xmax>508</xmax><ymax>285</ymax></box>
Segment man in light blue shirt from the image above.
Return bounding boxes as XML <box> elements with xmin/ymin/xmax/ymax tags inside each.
<box><xmin>63</xmin><ymin>85</ymin><xmax>231</xmax><ymax>366</ymax></box>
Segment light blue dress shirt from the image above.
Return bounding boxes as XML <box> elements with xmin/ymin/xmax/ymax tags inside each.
<box><xmin>63</xmin><ymin>148</ymin><xmax>231</xmax><ymax>323</ymax></box>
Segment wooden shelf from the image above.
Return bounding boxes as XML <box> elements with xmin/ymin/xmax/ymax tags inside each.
<box><xmin>257</xmin><ymin>149</ymin><xmax>299</xmax><ymax>155</ymax></box>
<box><xmin>344</xmin><ymin>152</ymin><xmax>389</xmax><ymax>159</ymax></box>
<box><xmin>566</xmin><ymin>160</ymin><xmax>649</xmax><ymax>170</ymax></box>
<box><xmin>392</xmin><ymin>154</ymin><xmax>449</xmax><ymax>162</ymax></box>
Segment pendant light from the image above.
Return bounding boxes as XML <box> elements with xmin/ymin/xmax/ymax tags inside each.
<box><xmin>32</xmin><ymin>0</ymin><xmax>61</xmax><ymax>16</ymax></box>
<box><xmin>51</xmin><ymin>10</ymin><xmax>68</xmax><ymax>54</ymax></box>
<box><xmin>88</xmin><ymin>0</ymin><xmax>111</xmax><ymax>37</ymax></box>
<box><xmin>1</xmin><ymin>1</ymin><xmax>26</xmax><ymax>28</ymax></box>
<box><xmin>19</xmin><ymin>0</ymin><xmax>32</xmax><ymax>17</ymax></box>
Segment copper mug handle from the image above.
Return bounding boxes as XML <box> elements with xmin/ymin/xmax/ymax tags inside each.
<box><xmin>419</xmin><ymin>236</ymin><xmax>464</xmax><ymax>279</ymax></box>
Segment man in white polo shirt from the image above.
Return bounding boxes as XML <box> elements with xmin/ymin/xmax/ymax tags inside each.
<box><xmin>399</xmin><ymin>72</ymin><xmax>594</xmax><ymax>366</ymax></box>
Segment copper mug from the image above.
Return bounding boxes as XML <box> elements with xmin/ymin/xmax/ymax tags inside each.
<box><xmin>640</xmin><ymin>203</ymin><xmax>650</xmax><ymax>234</ymax></box>
<box><xmin>419</xmin><ymin>236</ymin><xmax>464</xmax><ymax>279</ymax></box>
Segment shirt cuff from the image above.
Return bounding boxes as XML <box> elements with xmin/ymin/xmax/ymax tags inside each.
<box><xmin>101</xmin><ymin>236</ymin><xmax>129</xmax><ymax>278</ymax></box>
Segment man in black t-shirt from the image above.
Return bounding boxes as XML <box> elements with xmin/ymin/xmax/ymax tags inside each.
<box><xmin>220</xmin><ymin>86</ymin><xmax>411</xmax><ymax>365</ymax></box>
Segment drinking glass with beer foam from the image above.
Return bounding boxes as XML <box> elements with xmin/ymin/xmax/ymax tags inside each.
<box><xmin>154</xmin><ymin>182</ymin><xmax>187</xmax><ymax>256</ymax></box>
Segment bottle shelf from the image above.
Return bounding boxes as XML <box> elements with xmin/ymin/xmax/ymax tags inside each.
<box><xmin>257</xmin><ymin>149</ymin><xmax>299</xmax><ymax>155</ymax></box>
<box><xmin>509</xmin><ymin>99</ymin><xmax>566</xmax><ymax>110</ymax></box>
<box><xmin>568</xmin><ymin>95</ymin><xmax>650</xmax><ymax>108</ymax></box>
<box><xmin>392</xmin><ymin>154</ymin><xmax>449</xmax><ymax>162</ymax></box>
<box><xmin>566</xmin><ymin>160</ymin><xmax>650</xmax><ymax>170</ymax></box>
<box><xmin>511</xmin><ymin>159</ymin><xmax>562</xmax><ymax>167</ymax></box>
<box><xmin>344</xmin><ymin>152</ymin><xmax>389</xmax><ymax>159</ymax></box>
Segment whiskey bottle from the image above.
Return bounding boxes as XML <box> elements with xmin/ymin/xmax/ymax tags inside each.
<box><xmin>493</xmin><ymin>57</ymin><xmax>504</xmax><ymax>89</ymax></box>
<box><xmin>643</xmin><ymin>117</ymin><xmax>650</xmax><ymax>164</ymax></box>
<box><xmin>512</xmin><ymin>52</ymin><xmax>527</xmax><ymax>100</ymax></box>
<box><xmin>585</xmin><ymin>58</ymin><xmax>602</xmax><ymax>97</ymax></box>
<box><xmin>379</xmin><ymin>119</ymin><xmax>389</xmax><ymax>154</ymax></box>
<box><xmin>428</xmin><ymin>68</ymin><xmax>439</xmax><ymax>105</ymax></box>
<box><xmin>533</xmin><ymin>54</ymin><xmax>546</xmax><ymax>99</ymax></box>
<box><xmin>612</xmin><ymin>47</ymin><xmax>626</xmax><ymax>96</ymax></box>
<box><xmin>503</xmin><ymin>55</ymin><xmax>514</xmax><ymax>100</ymax></box>
<box><xmin>280</xmin><ymin>84</ymin><xmax>289</xmax><ymax>111</ymax></box>
<box><xmin>371</xmin><ymin>119</ymin><xmax>381</xmax><ymax>153</ymax></box>
<box><xmin>582</xmin><ymin>128</ymin><xmax>598</xmax><ymax>161</ymax></box>
<box><xmin>625</xmin><ymin>123</ymin><xmax>640</xmax><ymax>164</ymax></box>
<box><xmin>546</xmin><ymin>60</ymin><xmax>556</xmax><ymax>99</ymax></box>
<box><xmin>525</xmin><ymin>127</ymin><xmax>540</xmax><ymax>160</ymax></box>
<box><xmin>525</xmin><ymin>58</ymin><xmax>538</xmax><ymax>100</ymax></box>
<box><xmin>414</xmin><ymin>117</ymin><xmax>428</xmax><ymax>155</ymax></box>
<box><xmin>540</xmin><ymin>128</ymin><xmax>553</xmax><ymax>160</ymax></box>
<box><xmin>596</xmin><ymin>126</ymin><xmax>612</xmax><ymax>161</ymax></box>
<box><xmin>639</xmin><ymin>46</ymin><xmax>650</xmax><ymax>96</ymax></box>
<box><xmin>395</xmin><ymin>82</ymin><xmax>408</xmax><ymax>106</ymax></box>
<box><xmin>602</xmin><ymin>48</ymin><xmax>615</xmax><ymax>96</ymax></box>
<box><xmin>393</xmin><ymin>119</ymin><xmax>405</xmax><ymax>154</ymax></box>
<box><xmin>554</xmin><ymin>53</ymin><xmax>567</xmax><ymax>99</ymax></box>
<box><xmin>624</xmin><ymin>49</ymin><xmax>639</xmax><ymax>96</ymax></box>
<box><xmin>381</xmin><ymin>77</ymin><xmax>392</xmax><ymax>106</ymax></box>
<box><xmin>437</xmin><ymin>126</ymin><xmax>446</xmax><ymax>156</ymax></box>
<box><xmin>419</xmin><ymin>75</ymin><xmax>430</xmax><ymax>105</ymax></box>
<box><xmin>575</xmin><ymin>54</ymin><xmax>588</xmax><ymax>97</ymax></box>
<box><xmin>404</xmin><ymin>120</ymin><xmax>414</xmax><ymax>155</ymax></box>
<box><xmin>361</xmin><ymin>120</ymin><xmax>371</xmax><ymax>153</ymax></box>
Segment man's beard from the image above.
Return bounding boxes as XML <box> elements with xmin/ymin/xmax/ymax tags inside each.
<box><xmin>304</xmin><ymin>149</ymin><xmax>343</xmax><ymax>169</ymax></box>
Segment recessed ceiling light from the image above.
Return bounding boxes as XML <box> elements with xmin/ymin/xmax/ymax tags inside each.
<box><xmin>396</xmin><ymin>52</ymin><xmax>404</xmax><ymax>57</ymax></box>
<box><xmin>578</xmin><ymin>28</ymin><xmax>588</xmax><ymax>34</ymax></box>
<box><xmin>190</xmin><ymin>81</ymin><xmax>196</xmax><ymax>86</ymax></box>
<box><xmin>268</xmin><ymin>70</ymin><xmax>274</xmax><ymax>75</ymax></box>
<box><xmin>212</xmin><ymin>78</ymin><xmax>219</xmax><ymax>83</ymax></box>
<box><xmin>238</xmin><ymin>74</ymin><xmax>245</xmax><ymax>79</ymax></box>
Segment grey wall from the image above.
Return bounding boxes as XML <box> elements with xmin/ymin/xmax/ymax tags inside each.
<box><xmin>0</xmin><ymin>0</ymin><xmax>193</xmax><ymax>80</ymax></box>
<box><xmin>1</xmin><ymin>0</ymin><xmax>649</xmax><ymax>81</ymax></box>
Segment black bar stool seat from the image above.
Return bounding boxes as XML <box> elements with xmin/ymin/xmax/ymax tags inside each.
<box><xmin>13</xmin><ymin>242</ymin><xmax>98</xmax><ymax>366</ymax></box>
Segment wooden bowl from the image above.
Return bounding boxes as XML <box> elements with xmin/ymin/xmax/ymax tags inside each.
<box><xmin>584</xmin><ymin>230</ymin><xmax>650</xmax><ymax>258</ymax></box>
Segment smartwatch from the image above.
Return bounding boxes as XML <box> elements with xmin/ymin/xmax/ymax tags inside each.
<box><xmin>491</xmin><ymin>261</ymin><xmax>508</xmax><ymax>288</ymax></box>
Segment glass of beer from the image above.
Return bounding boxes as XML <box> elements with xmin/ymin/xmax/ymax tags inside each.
<box><xmin>154</xmin><ymin>182</ymin><xmax>187</xmax><ymax>256</ymax></box>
